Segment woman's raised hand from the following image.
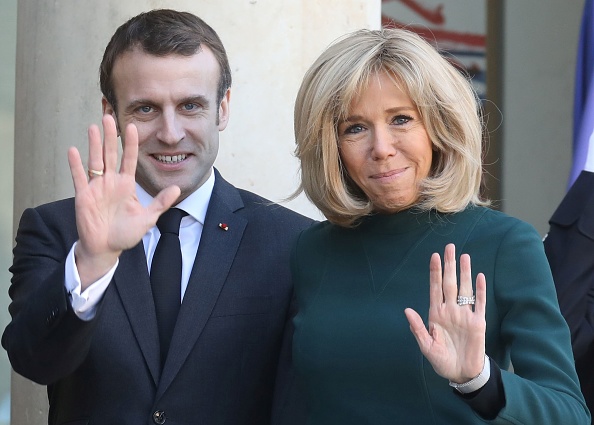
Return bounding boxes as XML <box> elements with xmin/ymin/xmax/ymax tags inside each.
<box><xmin>404</xmin><ymin>243</ymin><xmax>487</xmax><ymax>384</ymax></box>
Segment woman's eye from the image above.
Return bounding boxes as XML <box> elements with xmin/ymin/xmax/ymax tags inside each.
<box><xmin>393</xmin><ymin>115</ymin><xmax>412</xmax><ymax>125</ymax></box>
<box><xmin>345</xmin><ymin>124</ymin><xmax>365</xmax><ymax>134</ymax></box>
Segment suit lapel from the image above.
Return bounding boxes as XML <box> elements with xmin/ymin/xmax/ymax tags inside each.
<box><xmin>157</xmin><ymin>172</ymin><xmax>247</xmax><ymax>397</ymax></box>
<box><xmin>113</xmin><ymin>243</ymin><xmax>161</xmax><ymax>385</ymax></box>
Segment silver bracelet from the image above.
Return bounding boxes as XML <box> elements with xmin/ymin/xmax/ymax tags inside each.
<box><xmin>448</xmin><ymin>354</ymin><xmax>490</xmax><ymax>394</ymax></box>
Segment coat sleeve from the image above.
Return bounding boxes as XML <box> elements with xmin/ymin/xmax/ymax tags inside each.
<box><xmin>488</xmin><ymin>219</ymin><xmax>591</xmax><ymax>424</ymax></box>
<box><xmin>270</xmin><ymin>291</ymin><xmax>309</xmax><ymax>425</ymax></box>
<box><xmin>544</xmin><ymin>170</ymin><xmax>594</xmax><ymax>359</ymax></box>
<box><xmin>1</xmin><ymin>205</ymin><xmax>98</xmax><ymax>385</ymax></box>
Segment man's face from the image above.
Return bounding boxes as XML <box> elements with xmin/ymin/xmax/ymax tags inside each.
<box><xmin>104</xmin><ymin>46</ymin><xmax>230</xmax><ymax>201</ymax></box>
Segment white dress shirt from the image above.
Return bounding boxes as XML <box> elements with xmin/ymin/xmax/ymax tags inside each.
<box><xmin>66</xmin><ymin>171</ymin><xmax>215</xmax><ymax>320</ymax></box>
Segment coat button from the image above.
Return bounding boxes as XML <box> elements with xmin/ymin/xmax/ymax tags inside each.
<box><xmin>153</xmin><ymin>410</ymin><xmax>166</xmax><ymax>424</ymax></box>
<box><xmin>46</xmin><ymin>308</ymin><xmax>59</xmax><ymax>325</ymax></box>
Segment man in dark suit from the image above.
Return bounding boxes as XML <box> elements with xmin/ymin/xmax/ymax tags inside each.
<box><xmin>544</xmin><ymin>168</ymin><xmax>594</xmax><ymax>423</ymax></box>
<box><xmin>2</xmin><ymin>9</ymin><xmax>312</xmax><ymax>425</ymax></box>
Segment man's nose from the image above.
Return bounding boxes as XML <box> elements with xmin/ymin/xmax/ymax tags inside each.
<box><xmin>156</xmin><ymin>111</ymin><xmax>185</xmax><ymax>145</ymax></box>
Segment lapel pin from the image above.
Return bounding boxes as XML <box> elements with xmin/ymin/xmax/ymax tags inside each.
<box><xmin>218</xmin><ymin>223</ymin><xmax>229</xmax><ymax>231</ymax></box>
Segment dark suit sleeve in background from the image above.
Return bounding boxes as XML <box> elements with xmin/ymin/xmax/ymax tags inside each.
<box><xmin>544</xmin><ymin>170</ymin><xmax>594</xmax><ymax>415</ymax></box>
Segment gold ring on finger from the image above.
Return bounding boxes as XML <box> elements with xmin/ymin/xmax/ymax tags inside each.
<box><xmin>88</xmin><ymin>169</ymin><xmax>104</xmax><ymax>178</ymax></box>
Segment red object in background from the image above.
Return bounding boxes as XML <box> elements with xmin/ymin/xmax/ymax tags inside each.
<box><xmin>382</xmin><ymin>0</ymin><xmax>445</xmax><ymax>25</ymax></box>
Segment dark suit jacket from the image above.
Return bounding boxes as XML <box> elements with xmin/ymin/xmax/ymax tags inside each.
<box><xmin>544</xmin><ymin>169</ymin><xmax>594</xmax><ymax>420</ymax></box>
<box><xmin>2</xmin><ymin>169</ymin><xmax>313</xmax><ymax>425</ymax></box>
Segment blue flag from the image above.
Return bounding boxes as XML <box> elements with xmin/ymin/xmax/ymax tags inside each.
<box><xmin>570</xmin><ymin>0</ymin><xmax>594</xmax><ymax>187</ymax></box>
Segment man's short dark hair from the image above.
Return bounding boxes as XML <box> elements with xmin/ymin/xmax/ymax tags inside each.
<box><xmin>99</xmin><ymin>9</ymin><xmax>232</xmax><ymax>113</ymax></box>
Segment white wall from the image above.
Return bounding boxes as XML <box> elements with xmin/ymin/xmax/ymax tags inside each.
<box><xmin>215</xmin><ymin>1</ymin><xmax>380</xmax><ymax>219</ymax></box>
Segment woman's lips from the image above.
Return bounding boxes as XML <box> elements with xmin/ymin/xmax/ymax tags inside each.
<box><xmin>371</xmin><ymin>167</ymin><xmax>408</xmax><ymax>180</ymax></box>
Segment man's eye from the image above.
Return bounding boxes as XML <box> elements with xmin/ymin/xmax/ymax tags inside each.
<box><xmin>139</xmin><ymin>106</ymin><xmax>152</xmax><ymax>114</ymax></box>
<box><xmin>183</xmin><ymin>103</ymin><xmax>197</xmax><ymax>111</ymax></box>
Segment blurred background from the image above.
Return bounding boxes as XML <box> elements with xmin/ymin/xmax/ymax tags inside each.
<box><xmin>0</xmin><ymin>0</ymin><xmax>589</xmax><ymax>423</ymax></box>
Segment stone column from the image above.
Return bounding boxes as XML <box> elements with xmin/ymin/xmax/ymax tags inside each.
<box><xmin>11</xmin><ymin>1</ymin><xmax>380</xmax><ymax>423</ymax></box>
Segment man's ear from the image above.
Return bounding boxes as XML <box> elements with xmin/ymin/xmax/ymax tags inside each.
<box><xmin>218</xmin><ymin>88</ymin><xmax>231</xmax><ymax>131</ymax></box>
<box><xmin>102</xmin><ymin>97</ymin><xmax>120</xmax><ymax>135</ymax></box>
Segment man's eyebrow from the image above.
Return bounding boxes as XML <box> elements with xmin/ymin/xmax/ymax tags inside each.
<box><xmin>178</xmin><ymin>95</ymin><xmax>210</xmax><ymax>106</ymax></box>
<box><xmin>124</xmin><ymin>95</ymin><xmax>211</xmax><ymax>113</ymax></box>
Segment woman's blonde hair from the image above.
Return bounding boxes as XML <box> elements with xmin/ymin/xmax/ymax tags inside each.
<box><xmin>294</xmin><ymin>28</ymin><xmax>489</xmax><ymax>227</ymax></box>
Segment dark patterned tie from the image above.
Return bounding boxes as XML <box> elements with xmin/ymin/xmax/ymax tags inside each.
<box><xmin>150</xmin><ymin>208</ymin><xmax>187</xmax><ymax>368</ymax></box>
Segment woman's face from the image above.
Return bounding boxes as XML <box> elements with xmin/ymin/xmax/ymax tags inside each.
<box><xmin>337</xmin><ymin>71</ymin><xmax>433</xmax><ymax>214</ymax></box>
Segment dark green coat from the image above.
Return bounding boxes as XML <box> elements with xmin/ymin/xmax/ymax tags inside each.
<box><xmin>292</xmin><ymin>206</ymin><xmax>589</xmax><ymax>424</ymax></box>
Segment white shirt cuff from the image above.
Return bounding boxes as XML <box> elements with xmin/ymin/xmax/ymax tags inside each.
<box><xmin>65</xmin><ymin>242</ymin><xmax>118</xmax><ymax>321</ymax></box>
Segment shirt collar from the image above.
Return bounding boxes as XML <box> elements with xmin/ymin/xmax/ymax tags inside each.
<box><xmin>135</xmin><ymin>169</ymin><xmax>215</xmax><ymax>225</ymax></box>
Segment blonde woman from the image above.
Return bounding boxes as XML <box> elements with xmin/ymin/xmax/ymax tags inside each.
<box><xmin>291</xmin><ymin>28</ymin><xmax>590</xmax><ymax>424</ymax></box>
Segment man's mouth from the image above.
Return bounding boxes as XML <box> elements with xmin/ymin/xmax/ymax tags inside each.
<box><xmin>154</xmin><ymin>154</ymin><xmax>188</xmax><ymax>164</ymax></box>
